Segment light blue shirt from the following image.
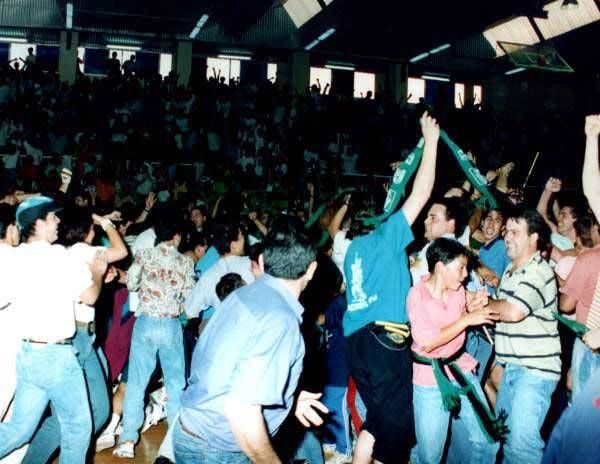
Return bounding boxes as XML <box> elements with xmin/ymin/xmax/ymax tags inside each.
<box><xmin>343</xmin><ymin>210</ymin><xmax>414</xmax><ymax>336</ymax></box>
<box><xmin>179</xmin><ymin>274</ymin><xmax>305</xmax><ymax>451</ymax></box>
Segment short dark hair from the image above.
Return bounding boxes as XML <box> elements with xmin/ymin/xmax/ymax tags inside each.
<box><xmin>154</xmin><ymin>215</ymin><xmax>183</xmax><ymax>244</ymax></box>
<box><xmin>184</xmin><ymin>231</ymin><xmax>208</xmax><ymax>252</ymax></box>
<box><xmin>485</xmin><ymin>207</ymin><xmax>505</xmax><ymax>222</ymax></box>
<box><xmin>434</xmin><ymin>197</ymin><xmax>467</xmax><ymax>238</ymax></box>
<box><xmin>506</xmin><ymin>207</ymin><xmax>550</xmax><ymax>251</ymax></box>
<box><xmin>58</xmin><ymin>208</ymin><xmax>93</xmax><ymax>246</ymax></box>
<box><xmin>216</xmin><ymin>273</ymin><xmax>246</xmax><ymax>301</ymax></box>
<box><xmin>0</xmin><ymin>204</ymin><xmax>16</xmax><ymax>240</ymax></box>
<box><xmin>213</xmin><ymin>222</ymin><xmax>242</xmax><ymax>255</ymax></box>
<box><xmin>261</xmin><ymin>215</ymin><xmax>316</xmax><ymax>279</ymax></box>
<box><xmin>426</xmin><ymin>237</ymin><xmax>469</xmax><ymax>272</ymax></box>
<box><xmin>575</xmin><ymin>214</ymin><xmax>597</xmax><ymax>248</ymax></box>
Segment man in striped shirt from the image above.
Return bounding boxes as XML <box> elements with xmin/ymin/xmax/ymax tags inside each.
<box><xmin>488</xmin><ymin>208</ymin><xmax>560</xmax><ymax>464</ymax></box>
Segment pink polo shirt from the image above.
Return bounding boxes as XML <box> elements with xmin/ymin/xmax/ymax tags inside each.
<box><xmin>408</xmin><ymin>276</ymin><xmax>477</xmax><ymax>386</ymax></box>
<box><xmin>561</xmin><ymin>245</ymin><xmax>600</xmax><ymax>324</ymax></box>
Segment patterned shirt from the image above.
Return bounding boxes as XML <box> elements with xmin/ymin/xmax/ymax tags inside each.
<box><xmin>127</xmin><ymin>243</ymin><xmax>195</xmax><ymax>317</ymax></box>
<box><xmin>495</xmin><ymin>252</ymin><xmax>561</xmax><ymax>379</ymax></box>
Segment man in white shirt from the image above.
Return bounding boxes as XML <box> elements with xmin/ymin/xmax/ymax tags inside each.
<box><xmin>0</xmin><ymin>197</ymin><xmax>106</xmax><ymax>463</ymax></box>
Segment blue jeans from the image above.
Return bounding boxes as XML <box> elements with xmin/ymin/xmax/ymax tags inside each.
<box><xmin>465</xmin><ymin>330</ymin><xmax>493</xmax><ymax>383</ymax></box>
<box><xmin>411</xmin><ymin>372</ymin><xmax>499</xmax><ymax>464</ymax></box>
<box><xmin>173</xmin><ymin>419</ymin><xmax>250</xmax><ymax>464</ymax></box>
<box><xmin>120</xmin><ymin>315</ymin><xmax>185</xmax><ymax>443</ymax></box>
<box><xmin>0</xmin><ymin>342</ymin><xmax>92</xmax><ymax>464</ymax></box>
<box><xmin>321</xmin><ymin>385</ymin><xmax>352</xmax><ymax>456</ymax></box>
<box><xmin>571</xmin><ymin>338</ymin><xmax>600</xmax><ymax>399</ymax></box>
<box><xmin>294</xmin><ymin>430</ymin><xmax>324</xmax><ymax>464</ymax></box>
<box><xmin>22</xmin><ymin>329</ymin><xmax>110</xmax><ymax>464</ymax></box>
<box><xmin>496</xmin><ymin>363</ymin><xmax>558</xmax><ymax>464</ymax></box>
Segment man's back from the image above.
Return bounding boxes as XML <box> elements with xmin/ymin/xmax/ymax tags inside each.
<box><xmin>180</xmin><ymin>274</ymin><xmax>304</xmax><ymax>451</ymax></box>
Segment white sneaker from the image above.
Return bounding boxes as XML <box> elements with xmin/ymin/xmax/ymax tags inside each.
<box><xmin>113</xmin><ymin>441</ymin><xmax>135</xmax><ymax>459</ymax></box>
<box><xmin>95</xmin><ymin>432</ymin><xmax>116</xmax><ymax>452</ymax></box>
<box><xmin>141</xmin><ymin>401</ymin><xmax>166</xmax><ymax>433</ymax></box>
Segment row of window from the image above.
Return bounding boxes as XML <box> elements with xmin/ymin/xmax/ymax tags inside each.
<box><xmin>8</xmin><ymin>43</ymin><xmax>482</xmax><ymax>106</ymax></box>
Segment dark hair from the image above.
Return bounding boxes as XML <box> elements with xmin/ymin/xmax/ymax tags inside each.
<box><xmin>506</xmin><ymin>207</ymin><xmax>550</xmax><ymax>251</ymax></box>
<box><xmin>0</xmin><ymin>204</ymin><xmax>16</xmax><ymax>240</ymax></box>
<box><xmin>58</xmin><ymin>208</ymin><xmax>93</xmax><ymax>246</ymax></box>
<box><xmin>485</xmin><ymin>207</ymin><xmax>505</xmax><ymax>223</ymax></box>
<box><xmin>426</xmin><ymin>237</ymin><xmax>469</xmax><ymax>272</ymax></box>
<box><xmin>183</xmin><ymin>231</ymin><xmax>208</xmax><ymax>252</ymax></box>
<box><xmin>213</xmin><ymin>222</ymin><xmax>242</xmax><ymax>255</ymax></box>
<box><xmin>216</xmin><ymin>273</ymin><xmax>246</xmax><ymax>301</ymax></box>
<box><xmin>575</xmin><ymin>215</ymin><xmax>597</xmax><ymax>248</ymax></box>
<box><xmin>261</xmin><ymin>215</ymin><xmax>316</xmax><ymax>279</ymax></box>
<box><xmin>154</xmin><ymin>215</ymin><xmax>183</xmax><ymax>244</ymax></box>
<box><xmin>190</xmin><ymin>205</ymin><xmax>208</xmax><ymax>217</ymax></box>
<box><xmin>434</xmin><ymin>197</ymin><xmax>467</xmax><ymax>238</ymax></box>
<box><xmin>248</xmin><ymin>242</ymin><xmax>265</xmax><ymax>264</ymax></box>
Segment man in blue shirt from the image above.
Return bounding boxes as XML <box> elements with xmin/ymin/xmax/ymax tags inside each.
<box><xmin>343</xmin><ymin>113</ymin><xmax>440</xmax><ymax>464</ymax></box>
<box><xmin>174</xmin><ymin>216</ymin><xmax>319</xmax><ymax>464</ymax></box>
<box><xmin>478</xmin><ymin>208</ymin><xmax>510</xmax><ymax>290</ymax></box>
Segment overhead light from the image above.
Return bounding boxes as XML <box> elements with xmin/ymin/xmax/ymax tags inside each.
<box><xmin>422</xmin><ymin>73</ymin><xmax>450</xmax><ymax>82</ymax></box>
<box><xmin>325</xmin><ymin>63</ymin><xmax>355</xmax><ymax>71</ymax></box>
<box><xmin>409</xmin><ymin>52</ymin><xmax>430</xmax><ymax>63</ymax></box>
<box><xmin>0</xmin><ymin>36</ymin><xmax>27</xmax><ymax>43</ymax></box>
<box><xmin>304</xmin><ymin>28</ymin><xmax>335</xmax><ymax>50</ymax></box>
<box><xmin>305</xmin><ymin>39</ymin><xmax>320</xmax><ymax>50</ymax></box>
<box><xmin>430</xmin><ymin>43</ymin><xmax>451</xmax><ymax>54</ymax></box>
<box><xmin>505</xmin><ymin>67</ymin><xmax>526</xmax><ymax>75</ymax></box>
<box><xmin>561</xmin><ymin>0</ymin><xmax>579</xmax><ymax>9</ymax></box>
<box><xmin>318</xmin><ymin>28</ymin><xmax>336</xmax><ymax>41</ymax></box>
<box><xmin>190</xmin><ymin>14</ymin><xmax>209</xmax><ymax>39</ymax></box>
<box><xmin>106</xmin><ymin>44</ymin><xmax>141</xmax><ymax>51</ymax></box>
<box><xmin>217</xmin><ymin>54</ymin><xmax>252</xmax><ymax>61</ymax></box>
<box><xmin>66</xmin><ymin>2</ymin><xmax>73</xmax><ymax>29</ymax></box>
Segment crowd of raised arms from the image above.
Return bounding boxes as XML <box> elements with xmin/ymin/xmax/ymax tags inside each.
<box><xmin>0</xmin><ymin>64</ymin><xmax>599</xmax><ymax>464</ymax></box>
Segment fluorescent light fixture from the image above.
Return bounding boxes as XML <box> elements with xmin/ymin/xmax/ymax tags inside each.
<box><xmin>305</xmin><ymin>40</ymin><xmax>320</xmax><ymax>50</ymax></box>
<box><xmin>66</xmin><ymin>2</ymin><xmax>73</xmax><ymax>29</ymax></box>
<box><xmin>325</xmin><ymin>63</ymin><xmax>355</xmax><ymax>71</ymax></box>
<box><xmin>409</xmin><ymin>52</ymin><xmax>430</xmax><ymax>63</ymax></box>
<box><xmin>190</xmin><ymin>14</ymin><xmax>209</xmax><ymax>39</ymax></box>
<box><xmin>106</xmin><ymin>44</ymin><xmax>141</xmax><ymax>51</ymax></box>
<box><xmin>430</xmin><ymin>43</ymin><xmax>451</xmax><ymax>54</ymax></box>
<box><xmin>0</xmin><ymin>36</ymin><xmax>27</xmax><ymax>43</ymax></box>
<box><xmin>217</xmin><ymin>54</ymin><xmax>252</xmax><ymax>61</ymax></box>
<box><xmin>422</xmin><ymin>74</ymin><xmax>450</xmax><ymax>82</ymax></box>
<box><xmin>505</xmin><ymin>67</ymin><xmax>526</xmax><ymax>75</ymax></box>
<box><xmin>318</xmin><ymin>28</ymin><xmax>335</xmax><ymax>41</ymax></box>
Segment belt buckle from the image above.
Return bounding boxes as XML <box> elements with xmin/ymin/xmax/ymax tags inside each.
<box><xmin>386</xmin><ymin>332</ymin><xmax>406</xmax><ymax>345</ymax></box>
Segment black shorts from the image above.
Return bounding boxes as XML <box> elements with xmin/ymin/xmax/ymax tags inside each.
<box><xmin>346</xmin><ymin>323</ymin><xmax>415</xmax><ymax>463</ymax></box>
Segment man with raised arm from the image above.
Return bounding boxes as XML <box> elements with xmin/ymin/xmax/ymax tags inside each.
<box><xmin>342</xmin><ymin>113</ymin><xmax>440</xmax><ymax>464</ymax></box>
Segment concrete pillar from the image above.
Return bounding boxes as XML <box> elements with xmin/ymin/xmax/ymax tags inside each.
<box><xmin>375</xmin><ymin>72</ymin><xmax>386</xmax><ymax>96</ymax></box>
<box><xmin>464</xmin><ymin>82</ymin><xmax>475</xmax><ymax>106</ymax></box>
<box><xmin>387</xmin><ymin>63</ymin><xmax>408</xmax><ymax>104</ymax></box>
<box><xmin>175</xmin><ymin>41</ymin><xmax>192</xmax><ymax>87</ymax></box>
<box><xmin>288</xmin><ymin>51</ymin><xmax>310</xmax><ymax>95</ymax></box>
<box><xmin>58</xmin><ymin>30</ymin><xmax>78</xmax><ymax>84</ymax></box>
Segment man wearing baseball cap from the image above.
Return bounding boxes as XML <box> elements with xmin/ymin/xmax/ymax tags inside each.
<box><xmin>0</xmin><ymin>196</ymin><xmax>107</xmax><ymax>463</ymax></box>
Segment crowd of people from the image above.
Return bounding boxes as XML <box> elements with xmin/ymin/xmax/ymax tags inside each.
<box><xmin>0</xmin><ymin>60</ymin><xmax>599</xmax><ymax>464</ymax></box>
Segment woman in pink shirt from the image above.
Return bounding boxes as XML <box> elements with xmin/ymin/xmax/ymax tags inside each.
<box><xmin>408</xmin><ymin>238</ymin><xmax>500</xmax><ymax>464</ymax></box>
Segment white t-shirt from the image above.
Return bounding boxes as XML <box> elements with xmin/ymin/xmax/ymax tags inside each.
<box><xmin>332</xmin><ymin>230</ymin><xmax>352</xmax><ymax>280</ymax></box>
<box><xmin>69</xmin><ymin>243</ymin><xmax>106</xmax><ymax>323</ymax></box>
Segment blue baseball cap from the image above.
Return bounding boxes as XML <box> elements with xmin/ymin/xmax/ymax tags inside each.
<box><xmin>16</xmin><ymin>196</ymin><xmax>62</xmax><ymax>230</ymax></box>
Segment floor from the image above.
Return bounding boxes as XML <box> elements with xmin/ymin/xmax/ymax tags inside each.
<box><xmin>52</xmin><ymin>422</ymin><xmax>168</xmax><ymax>464</ymax></box>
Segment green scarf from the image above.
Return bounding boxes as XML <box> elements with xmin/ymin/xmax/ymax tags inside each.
<box><xmin>553</xmin><ymin>311</ymin><xmax>589</xmax><ymax>337</ymax></box>
<box><xmin>361</xmin><ymin>130</ymin><xmax>497</xmax><ymax>226</ymax></box>
<box><xmin>413</xmin><ymin>351</ymin><xmax>508</xmax><ymax>443</ymax></box>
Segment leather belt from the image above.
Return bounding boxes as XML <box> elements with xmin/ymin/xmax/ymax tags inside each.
<box><xmin>179</xmin><ymin>418</ymin><xmax>204</xmax><ymax>441</ymax></box>
<box><xmin>76</xmin><ymin>321</ymin><xmax>96</xmax><ymax>334</ymax></box>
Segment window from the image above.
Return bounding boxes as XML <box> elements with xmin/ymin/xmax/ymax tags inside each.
<box><xmin>473</xmin><ymin>85</ymin><xmax>483</xmax><ymax>105</ymax></box>
<box><xmin>454</xmin><ymin>83</ymin><xmax>465</xmax><ymax>108</ymax></box>
<box><xmin>108</xmin><ymin>49</ymin><xmax>136</xmax><ymax>65</ymax></box>
<box><xmin>407</xmin><ymin>77</ymin><xmax>425</xmax><ymax>104</ymax></box>
<box><xmin>9</xmin><ymin>43</ymin><xmax>36</xmax><ymax>63</ymax></box>
<box><xmin>267</xmin><ymin>63</ymin><xmax>278</xmax><ymax>81</ymax></box>
<box><xmin>309</xmin><ymin>66</ymin><xmax>331</xmax><ymax>90</ymax></box>
<box><xmin>206</xmin><ymin>57</ymin><xmax>241</xmax><ymax>82</ymax></box>
<box><xmin>354</xmin><ymin>71</ymin><xmax>375</xmax><ymax>99</ymax></box>
<box><xmin>77</xmin><ymin>47</ymin><xmax>85</xmax><ymax>61</ymax></box>
<box><xmin>159</xmin><ymin>53</ymin><xmax>172</xmax><ymax>78</ymax></box>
